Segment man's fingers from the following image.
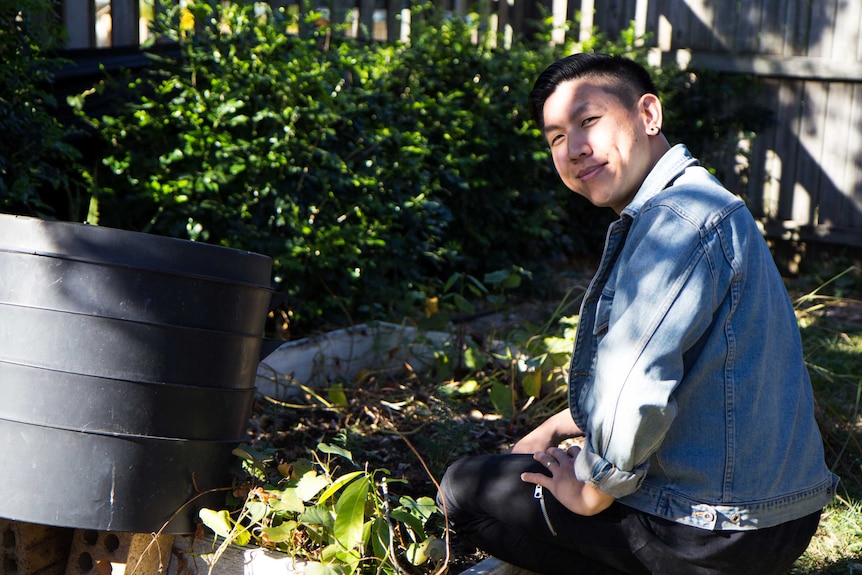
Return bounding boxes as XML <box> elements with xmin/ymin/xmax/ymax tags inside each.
<box><xmin>520</xmin><ymin>471</ymin><xmax>551</xmax><ymax>487</ymax></box>
<box><xmin>547</xmin><ymin>446</ymin><xmax>567</xmax><ymax>458</ymax></box>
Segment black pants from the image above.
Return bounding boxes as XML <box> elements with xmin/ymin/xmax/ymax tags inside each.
<box><xmin>438</xmin><ymin>454</ymin><xmax>821</xmax><ymax>575</ymax></box>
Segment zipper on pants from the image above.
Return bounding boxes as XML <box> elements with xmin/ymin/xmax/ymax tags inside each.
<box><xmin>533</xmin><ymin>484</ymin><xmax>557</xmax><ymax>536</ymax></box>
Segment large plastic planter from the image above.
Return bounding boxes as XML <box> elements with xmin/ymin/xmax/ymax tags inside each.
<box><xmin>0</xmin><ymin>214</ymin><xmax>272</xmax><ymax>533</ymax></box>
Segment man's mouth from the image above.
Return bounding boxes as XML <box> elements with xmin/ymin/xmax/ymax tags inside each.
<box><xmin>577</xmin><ymin>163</ymin><xmax>605</xmax><ymax>181</ymax></box>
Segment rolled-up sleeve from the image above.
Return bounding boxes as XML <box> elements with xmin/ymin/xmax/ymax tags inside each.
<box><xmin>574</xmin><ymin>438</ymin><xmax>647</xmax><ymax>497</ymax></box>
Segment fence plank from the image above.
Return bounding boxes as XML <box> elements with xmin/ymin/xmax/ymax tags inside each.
<box><xmin>747</xmin><ymin>79</ymin><xmax>782</xmax><ymax>218</ymax></box>
<box><xmin>831</xmin><ymin>0</ymin><xmax>861</xmax><ymax>61</ymax></box>
<box><xmin>649</xmin><ymin>0</ymin><xmax>670</xmax><ymax>50</ymax></box>
<box><xmin>63</xmin><ymin>0</ymin><xmax>93</xmax><ymax>48</ymax></box>
<box><xmin>511</xmin><ymin>0</ymin><xmax>526</xmax><ymax>38</ymax></box>
<box><xmin>685</xmin><ymin>51</ymin><xmax>862</xmax><ymax>82</ymax></box>
<box><xmin>577</xmin><ymin>0</ymin><xmax>593</xmax><ymax>42</ymax></box>
<box><xmin>846</xmin><ymin>84</ymin><xmax>862</xmax><ymax>230</ymax></box>
<box><xmin>111</xmin><ymin>0</ymin><xmax>138</xmax><ymax>46</ymax></box>
<box><xmin>642</xmin><ymin>0</ymin><xmax>661</xmax><ymax>43</ymax></box>
<box><xmin>858</xmin><ymin>3</ymin><xmax>862</xmax><ymax>62</ymax></box>
<box><xmin>357</xmin><ymin>0</ymin><xmax>374</xmax><ymax>39</ymax></box>
<box><xmin>842</xmin><ymin>84</ymin><xmax>862</xmax><ymax>229</ymax></box>
<box><xmin>497</xmin><ymin>0</ymin><xmax>511</xmax><ymax>41</ymax></box>
<box><xmin>593</xmin><ymin>0</ymin><xmax>634</xmax><ymax>39</ymax></box>
<box><xmin>735</xmin><ymin>0</ymin><xmax>760</xmax><ymax>53</ymax></box>
<box><xmin>815</xmin><ymin>82</ymin><xmax>855</xmax><ymax>229</ymax></box>
<box><xmin>792</xmin><ymin>80</ymin><xmax>830</xmax><ymax>226</ymax></box>
<box><xmin>659</xmin><ymin>0</ymin><xmax>690</xmax><ymax>50</ymax></box>
<box><xmin>782</xmin><ymin>0</ymin><xmax>808</xmax><ymax>57</ymax></box>
<box><xmin>806</xmin><ymin>0</ymin><xmax>838</xmax><ymax>58</ymax></box>
<box><xmin>758</xmin><ymin>0</ymin><xmax>786</xmax><ymax>55</ymax></box>
<box><xmin>708</xmin><ymin>0</ymin><xmax>734</xmax><ymax>51</ymax></box>
<box><xmin>385</xmin><ymin>0</ymin><xmax>401</xmax><ymax>42</ymax></box>
<box><xmin>770</xmin><ymin>79</ymin><xmax>803</xmax><ymax>223</ymax></box>
<box><xmin>564</xmin><ymin>0</ymin><xmax>581</xmax><ymax>41</ymax></box>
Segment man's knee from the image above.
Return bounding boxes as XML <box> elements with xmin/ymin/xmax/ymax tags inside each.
<box><xmin>437</xmin><ymin>457</ymin><xmax>471</xmax><ymax>523</ymax></box>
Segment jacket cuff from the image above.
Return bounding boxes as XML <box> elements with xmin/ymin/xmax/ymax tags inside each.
<box><xmin>574</xmin><ymin>439</ymin><xmax>647</xmax><ymax>498</ymax></box>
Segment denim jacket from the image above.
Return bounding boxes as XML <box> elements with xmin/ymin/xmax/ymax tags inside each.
<box><xmin>570</xmin><ymin>144</ymin><xmax>837</xmax><ymax>531</ymax></box>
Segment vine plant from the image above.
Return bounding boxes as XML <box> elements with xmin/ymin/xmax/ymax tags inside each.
<box><xmin>198</xmin><ymin>443</ymin><xmax>446</xmax><ymax>575</ymax></box>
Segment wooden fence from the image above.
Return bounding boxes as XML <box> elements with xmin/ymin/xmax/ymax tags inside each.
<box><xmin>58</xmin><ymin>0</ymin><xmax>862</xmax><ymax>248</ymax></box>
<box><xmin>586</xmin><ymin>0</ymin><xmax>862</xmax><ymax>249</ymax></box>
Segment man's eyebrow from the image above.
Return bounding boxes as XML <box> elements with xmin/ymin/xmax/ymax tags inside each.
<box><xmin>543</xmin><ymin>100</ymin><xmax>594</xmax><ymax>134</ymax></box>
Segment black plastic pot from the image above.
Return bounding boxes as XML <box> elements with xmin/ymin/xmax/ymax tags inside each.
<box><xmin>0</xmin><ymin>214</ymin><xmax>272</xmax><ymax>533</ymax></box>
<box><xmin>0</xmin><ymin>362</ymin><xmax>256</xmax><ymax>440</ymax></box>
<box><xmin>0</xmin><ymin>419</ymin><xmax>238</xmax><ymax>533</ymax></box>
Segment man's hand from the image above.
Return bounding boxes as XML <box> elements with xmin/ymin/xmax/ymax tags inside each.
<box><xmin>510</xmin><ymin>409</ymin><xmax>583</xmax><ymax>454</ymax></box>
<box><xmin>520</xmin><ymin>446</ymin><xmax>615</xmax><ymax>516</ymax></box>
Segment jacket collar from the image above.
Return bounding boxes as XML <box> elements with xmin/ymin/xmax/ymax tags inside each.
<box><xmin>621</xmin><ymin>144</ymin><xmax>699</xmax><ymax>218</ymax></box>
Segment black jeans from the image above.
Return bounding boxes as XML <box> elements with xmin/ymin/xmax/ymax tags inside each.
<box><xmin>438</xmin><ymin>454</ymin><xmax>821</xmax><ymax>575</ymax></box>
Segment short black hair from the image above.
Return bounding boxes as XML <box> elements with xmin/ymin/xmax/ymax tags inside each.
<box><xmin>528</xmin><ymin>53</ymin><xmax>659</xmax><ymax>129</ymax></box>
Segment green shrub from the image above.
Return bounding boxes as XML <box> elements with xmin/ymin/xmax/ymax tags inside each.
<box><xmin>78</xmin><ymin>4</ymin><xmax>768</xmax><ymax>335</ymax></box>
<box><xmin>81</xmin><ymin>1</ymin><xmax>573</xmax><ymax>333</ymax></box>
<box><xmin>0</xmin><ymin>0</ymin><xmax>88</xmax><ymax>218</ymax></box>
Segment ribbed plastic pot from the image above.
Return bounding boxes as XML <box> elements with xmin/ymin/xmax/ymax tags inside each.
<box><xmin>0</xmin><ymin>213</ymin><xmax>272</xmax><ymax>533</ymax></box>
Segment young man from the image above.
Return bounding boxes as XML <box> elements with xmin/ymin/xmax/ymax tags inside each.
<box><xmin>438</xmin><ymin>53</ymin><xmax>837</xmax><ymax>574</ymax></box>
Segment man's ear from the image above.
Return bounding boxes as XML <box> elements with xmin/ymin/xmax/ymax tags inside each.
<box><xmin>639</xmin><ymin>93</ymin><xmax>663</xmax><ymax>135</ymax></box>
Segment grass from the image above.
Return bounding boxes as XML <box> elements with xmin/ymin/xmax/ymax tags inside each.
<box><xmin>795</xmin><ymin>498</ymin><xmax>862</xmax><ymax>574</ymax></box>
<box><xmin>791</xmin><ymin>289</ymin><xmax>862</xmax><ymax>574</ymax></box>
<box><xmin>789</xmin><ymin>259</ymin><xmax>862</xmax><ymax>575</ymax></box>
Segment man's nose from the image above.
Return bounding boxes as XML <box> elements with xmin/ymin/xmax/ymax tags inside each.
<box><xmin>568</xmin><ymin>135</ymin><xmax>589</xmax><ymax>160</ymax></box>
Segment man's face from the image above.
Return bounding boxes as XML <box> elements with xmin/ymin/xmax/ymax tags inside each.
<box><xmin>541</xmin><ymin>77</ymin><xmax>657</xmax><ymax>213</ymax></box>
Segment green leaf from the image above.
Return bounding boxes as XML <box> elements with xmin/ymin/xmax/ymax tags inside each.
<box><xmin>276</xmin><ymin>487</ymin><xmax>306</xmax><ymax>513</ymax></box>
<box><xmin>389</xmin><ymin>508</ymin><xmax>425</xmax><ymax>539</ymax></box>
<box><xmin>463</xmin><ymin>346</ymin><xmax>484</xmax><ymax>370</ymax></box>
<box><xmin>487</xmin><ymin>294</ymin><xmax>507</xmax><ymax>306</ymax></box>
<box><xmin>400</xmin><ymin>496</ymin><xmax>439</xmax><ymax>522</ymax></box>
<box><xmin>261</xmin><ymin>520</ymin><xmax>298</xmax><ymax>543</ymax></box>
<box><xmin>318</xmin><ymin>443</ymin><xmax>354</xmax><ymax>462</ymax></box>
<box><xmin>333</xmin><ymin>476</ymin><xmax>370</xmax><ymax>550</ymax></box>
<box><xmin>328</xmin><ymin>383</ymin><xmax>348</xmax><ymax>406</ymax></box>
<box><xmin>464</xmin><ymin>274</ymin><xmax>489</xmax><ymax>294</ymax></box>
<box><xmin>303</xmin><ymin>562</ymin><xmax>346</xmax><ymax>575</ymax></box>
<box><xmin>233</xmin><ymin>529</ymin><xmax>252</xmax><ymax>547</ymax></box>
<box><xmin>317</xmin><ymin>471</ymin><xmax>365</xmax><ymax>505</ymax></box>
<box><xmin>451</xmin><ymin>292</ymin><xmax>475</xmax><ymax>314</ymax></box>
<box><xmin>522</xmin><ymin>369</ymin><xmax>542</xmax><ymax>398</ymax></box>
<box><xmin>245</xmin><ymin>500</ymin><xmax>269</xmax><ymax>524</ymax></box>
<box><xmin>370</xmin><ymin>516</ymin><xmax>390</xmax><ymax>559</ymax></box>
<box><xmin>300</xmin><ymin>504</ymin><xmax>334</xmax><ymax>530</ymax></box>
<box><xmin>198</xmin><ymin>508</ymin><xmax>252</xmax><ymax>547</ymax></box>
<box><xmin>296</xmin><ymin>471</ymin><xmax>331</xmax><ymax>502</ymax></box>
<box><xmin>453</xmin><ymin>379</ymin><xmax>479</xmax><ymax>395</ymax></box>
<box><xmin>406</xmin><ymin>537</ymin><xmax>445</xmax><ymax>566</ymax></box>
<box><xmin>489</xmin><ymin>382</ymin><xmax>513</xmax><ymax>419</ymax></box>
<box><xmin>198</xmin><ymin>508</ymin><xmax>233</xmax><ymax>539</ymax></box>
<box><xmin>483</xmin><ymin>269</ymin><xmax>511</xmax><ymax>285</ymax></box>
